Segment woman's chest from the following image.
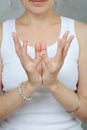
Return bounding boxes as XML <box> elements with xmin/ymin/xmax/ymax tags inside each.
<box><xmin>17</xmin><ymin>24</ymin><xmax>61</xmax><ymax>47</ymax></box>
<box><xmin>2</xmin><ymin>40</ymin><xmax>79</xmax><ymax>91</ymax></box>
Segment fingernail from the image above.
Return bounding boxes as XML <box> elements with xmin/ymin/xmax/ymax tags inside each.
<box><xmin>12</xmin><ymin>32</ymin><xmax>16</xmax><ymax>37</ymax></box>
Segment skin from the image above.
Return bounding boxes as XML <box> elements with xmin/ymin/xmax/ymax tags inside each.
<box><xmin>0</xmin><ymin>0</ymin><xmax>87</xmax><ymax>123</ymax></box>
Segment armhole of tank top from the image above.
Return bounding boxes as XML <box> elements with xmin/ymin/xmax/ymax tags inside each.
<box><xmin>72</xmin><ymin>20</ymin><xmax>80</xmax><ymax>57</ymax></box>
<box><xmin>63</xmin><ymin>17</ymin><xmax>80</xmax><ymax>62</ymax></box>
<box><xmin>65</xmin><ymin>18</ymin><xmax>80</xmax><ymax>56</ymax></box>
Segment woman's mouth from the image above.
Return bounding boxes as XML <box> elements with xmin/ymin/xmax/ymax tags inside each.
<box><xmin>30</xmin><ymin>0</ymin><xmax>47</xmax><ymax>6</ymax></box>
<box><xmin>31</xmin><ymin>0</ymin><xmax>46</xmax><ymax>2</ymax></box>
<box><xmin>30</xmin><ymin>0</ymin><xmax>47</xmax><ymax>3</ymax></box>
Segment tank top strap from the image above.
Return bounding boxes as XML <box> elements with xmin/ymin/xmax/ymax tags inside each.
<box><xmin>60</xmin><ymin>16</ymin><xmax>79</xmax><ymax>52</ymax></box>
<box><xmin>2</xmin><ymin>19</ymin><xmax>15</xmax><ymax>41</ymax></box>
<box><xmin>60</xmin><ymin>16</ymin><xmax>75</xmax><ymax>37</ymax></box>
<box><xmin>1</xmin><ymin>19</ymin><xmax>16</xmax><ymax>58</ymax></box>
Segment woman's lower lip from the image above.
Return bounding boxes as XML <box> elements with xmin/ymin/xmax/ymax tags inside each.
<box><xmin>30</xmin><ymin>0</ymin><xmax>46</xmax><ymax>2</ymax></box>
<box><xmin>30</xmin><ymin>0</ymin><xmax>47</xmax><ymax>6</ymax></box>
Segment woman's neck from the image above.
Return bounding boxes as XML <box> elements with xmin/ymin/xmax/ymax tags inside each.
<box><xmin>20</xmin><ymin>10</ymin><xmax>59</xmax><ymax>28</ymax></box>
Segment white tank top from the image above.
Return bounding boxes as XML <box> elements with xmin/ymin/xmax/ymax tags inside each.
<box><xmin>0</xmin><ymin>17</ymin><xmax>81</xmax><ymax>130</ymax></box>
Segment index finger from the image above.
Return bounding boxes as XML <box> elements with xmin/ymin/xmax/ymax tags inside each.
<box><xmin>12</xmin><ymin>32</ymin><xmax>22</xmax><ymax>56</ymax></box>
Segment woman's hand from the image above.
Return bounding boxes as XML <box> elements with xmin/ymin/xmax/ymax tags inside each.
<box><xmin>12</xmin><ymin>32</ymin><xmax>42</xmax><ymax>91</ymax></box>
<box><xmin>41</xmin><ymin>31</ymin><xmax>74</xmax><ymax>89</ymax></box>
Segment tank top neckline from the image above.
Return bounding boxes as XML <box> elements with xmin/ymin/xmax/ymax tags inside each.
<box><xmin>14</xmin><ymin>16</ymin><xmax>63</xmax><ymax>49</ymax></box>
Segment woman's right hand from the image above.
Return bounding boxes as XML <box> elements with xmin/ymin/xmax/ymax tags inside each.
<box><xmin>12</xmin><ymin>32</ymin><xmax>42</xmax><ymax>92</ymax></box>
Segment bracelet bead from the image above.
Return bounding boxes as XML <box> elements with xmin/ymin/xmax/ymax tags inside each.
<box><xmin>18</xmin><ymin>84</ymin><xmax>32</xmax><ymax>102</ymax></box>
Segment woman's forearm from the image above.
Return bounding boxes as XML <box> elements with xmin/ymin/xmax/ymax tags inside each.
<box><xmin>46</xmin><ymin>80</ymin><xmax>87</xmax><ymax>123</ymax></box>
<box><xmin>0</xmin><ymin>81</ymin><xmax>35</xmax><ymax>120</ymax></box>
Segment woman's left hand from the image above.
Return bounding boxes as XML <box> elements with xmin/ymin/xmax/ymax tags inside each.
<box><xmin>41</xmin><ymin>31</ymin><xmax>74</xmax><ymax>89</ymax></box>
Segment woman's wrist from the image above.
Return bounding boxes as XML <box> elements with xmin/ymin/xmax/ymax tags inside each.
<box><xmin>18</xmin><ymin>83</ymin><xmax>32</xmax><ymax>102</ymax></box>
<box><xmin>20</xmin><ymin>81</ymin><xmax>36</xmax><ymax>98</ymax></box>
<box><xmin>18</xmin><ymin>80</ymin><xmax>40</xmax><ymax>102</ymax></box>
<box><xmin>45</xmin><ymin>80</ymin><xmax>82</xmax><ymax>114</ymax></box>
<box><xmin>45</xmin><ymin>79</ymin><xmax>59</xmax><ymax>92</ymax></box>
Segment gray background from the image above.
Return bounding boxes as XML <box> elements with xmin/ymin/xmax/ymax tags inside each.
<box><xmin>0</xmin><ymin>0</ymin><xmax>87</xmax><ymax>130</ymax></box>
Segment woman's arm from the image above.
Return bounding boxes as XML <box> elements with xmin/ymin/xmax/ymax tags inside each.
<box><xmin>75</xmin><ymin>21</ymin><xmax>87</xmax><ymax>97</ymax></box>
<box><xmin>0</xmin><ymin>81</ymin><xmax>35</xmax><ymax>120</ymax></box>
<box><xmin>75</xmin><ymin>21</ymin><xmax>87</xmax><ymax>121</ymax></box>
<box><xmin>47</xmin><ymin>80</ymin><xmax>87</xmax><ymax>123</ymax></box>
<box><xmin>0</xmin><ymin>26</ymin><xmax>41</xmax><ymax>120</ymax></box>
<box><xmin>0</xmin><ymin>24</ymin><xmax>27</xmax><ymax>120</ymax></box>
<box><xmin>53</xmin><ymin>22</ymin><xmax>87</xmax><ymax>123</ymax></box>
<box><xmin>41</xmin><ymin>27</ymin><xmax>87</xmax><ymax>123</ymax></box>
<box><xmin>0</xmin><ymin>24</ymin><xmax>2</xmax><ymax>94</ymax></box>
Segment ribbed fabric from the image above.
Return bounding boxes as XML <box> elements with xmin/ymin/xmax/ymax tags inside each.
<box><xmin>0</xmin><ymin>16</ymin><xmax>83</xmax><ymax>130</ymax></box>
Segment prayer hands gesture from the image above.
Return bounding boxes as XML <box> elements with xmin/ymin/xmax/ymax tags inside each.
<box><xmin>12</xmin><ymin>31</ymin><xmax>74</xmax><ymax>91</ymax></box>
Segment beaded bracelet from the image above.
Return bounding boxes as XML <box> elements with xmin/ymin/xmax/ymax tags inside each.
<box><xmin>67</xmin><ymin>94</ymin><xmax>81</xmax><ymax>113</ymax></box>
<box><xmin>18</xmin><ymin>84</ymin><xmax>32</xmax><ymax>102</ymax></box>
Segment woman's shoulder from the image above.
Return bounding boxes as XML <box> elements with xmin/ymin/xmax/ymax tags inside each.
<box><xmin>75</xmin><ymin>20</ymin><xmax>87</xmax><ymax>46</ymax></box>
<box><xmin>63</xmin><ymin>16</ymin><xmax>87</xmax><ymax>49</ymax></box>
<box><xmin>75</xmin><ymin>20</ymin><xmax>87</xmax><ymax>34</ymax></box>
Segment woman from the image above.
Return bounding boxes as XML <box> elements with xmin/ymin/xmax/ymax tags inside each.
<box><xmin>0</xmin><ymin>0</ymin><xmax>87</xmax><ymax>130</ymax></box>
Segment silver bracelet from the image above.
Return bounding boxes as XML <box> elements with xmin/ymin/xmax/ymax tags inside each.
<box><xmin>67</xmin><ymin>94</ymin><xmax>81</xmax><ymax>113</ymax></box>
<box><xmin>18</xmin><ymin>84</ymin><xmax>32</xmax><ymax>102</ymax></box>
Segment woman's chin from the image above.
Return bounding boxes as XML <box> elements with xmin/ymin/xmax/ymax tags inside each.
<box><xmin>29</xmin><ymin>6</ymin><xmax>49</xmax><ymax>15</ymax></box>
<box><xmin>31</xmin><ymin>11</ymin><xmax>48</xmax><ymax>16</ymax></box>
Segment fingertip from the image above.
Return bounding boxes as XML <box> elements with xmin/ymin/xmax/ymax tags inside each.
<box><xmin>58</xmin><ymin>38</ymin><xmax>61</xmax><ymax>42</ymax></box>
<box><xmin>69</xmin><ymin>34</ymin><xmax>74</xmax><ymax>41</ymax></box>
<box><xmin>35</xmin><ymin>42</ymin><xmax>41</xmax><ymax>48</ymax></box>
<box><xmin>12</xmin><ymin>32</ymin><xmax>16</xmax><ymax>37</ymax></box>
<box><xmin>67</xmin><ymin>30</ymin><xmax>70</xmax><ymax>33</ymax></box>
<box><xmin>71</xmin><ymin>34</ymin><xmax>74</xmax><ymax>39</ymax></box>
<box><xmin>24</xmin><ymin>40</ymin><xmax>28</xmax><ymax>44</ymax></box>
<box><xmin>35</xmin><ymin>42</ymin><xmax>41</xmax><ymax>52</ymax></box>
<box><xmin>41</xmin><ymin>42</ymin><xmax>47</xmax><ymax>50</ymax></box>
